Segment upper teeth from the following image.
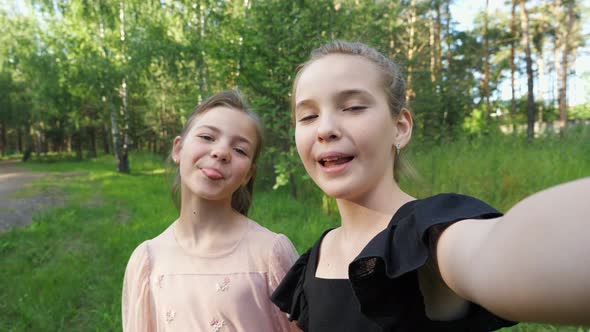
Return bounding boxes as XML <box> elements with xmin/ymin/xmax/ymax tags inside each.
<box><xmin>323</xmin><ymin>157</ymin><xmax>340</xmax><ymax>162</ymax></box>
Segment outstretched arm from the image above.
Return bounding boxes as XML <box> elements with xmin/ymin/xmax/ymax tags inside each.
<box><xmin>437</xmin><ymin>177</ymin><xmax>590</xmax><ymax>325</ymax></box>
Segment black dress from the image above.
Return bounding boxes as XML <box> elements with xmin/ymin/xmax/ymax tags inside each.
<box><xmin>271</xmin><ymin>194</ymin><xmax>518</xmax><ymax>331</ymax></box>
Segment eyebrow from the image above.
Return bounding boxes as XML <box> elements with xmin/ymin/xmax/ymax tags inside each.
<box><xmin>294</xmin><ymin>99</ymin><xmax>316</xmax><ymax>113</ymax></box>
<box><xmin>295</xmin><ymin>89</ymin><xmax>376</xmax><ymax>113</ymax></box>
<box><xmin>194</xmin><ymin>125</ymin><xmax>253</xmax><ymax>145</ymax></box>
<box><xmin>335</xmin><ymin>89</ymin><xmax>375</xmax><ymax>103</ymax></box>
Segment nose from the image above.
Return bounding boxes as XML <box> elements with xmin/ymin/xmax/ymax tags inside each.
<box><xmin>210</xmin><ymin>145</ymin><xmax>231</xmax><ymax>162</ymax></box>
<box><xmin>316</xmin><ymin>113</ymin><xmax>340</xmax><ymax>142</ymax></box>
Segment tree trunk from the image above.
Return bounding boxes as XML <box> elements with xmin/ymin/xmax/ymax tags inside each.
<box><xmin>95</xmin><ymin>0</ymin><xmax>130</xmax><ymax>172</ymax></box>
<box><xmin>195</xmin><ymin>0</ymin><xmax>208</xmax><ymax>102</ymax></box>
<box><xmin>558</xmin><ymin>1</ymin><xmax>575</xmax><ymax>132</ymax></box>
<box><xmin>537</xmin><ymin>49</ymin><xmax>546</xmax><ymax>123</ymax></box>
<box><xmin>35</xmin><ymin>130</ymin><xmax>42</xmax><ymax>157</ymax></box>
<box><xmin>73</xmin><ymin>129</ymin><xmax>83</xmax><ymax>161</ymax></box>
<box><xmin>442</xmin><ymin>0</ymin><xmax>452</xmax><ymax>129</ymax></box>
<box><xmin>17</xmin><ymin>127</ymin><xmax>22</xmax><ymax>153</ymax></box>
<box><xmin>109</xmin><ymin>98</ymin><xmax>126</xmax><ymax>170</ymax></box>
<box><xmin>552</xmin><ymin>0</ymin><xmax>562</xmax><ymax>115</ymax></box>
<box><xmin>484</xmin><ymin>0</ymin><xmax>491</xmax><ymax>116</ymax></box>
<box><xmin>88</xmin><ymin>126</ymin><xmax>97</xmax><ymax>158</ymax></box>
<box><xmin>405</xmin><ymin>0</ymin><xmax>417</xmax><ymax>104</ymax></box>
<box><xmin>520</xmin><ymin>0</ymin><xmax>535</xmax><ymax>141</ymax></box>
<box><xmin>510</xmin><ymin>0</ymin><xmax>517</xmax><ymax>134</ymax></box>
<box><xmin>118</xmin><ymin>0</ymin><xmax>130</xmax><ymax>173</ymax></box>
<box><xmin>41</xmin><ymin>128</ymin><xmax>48</xmax><ymax>154</ymax></box>
<box><xmin>102</xmin><ymin>123</ymin><xmax>110</xmax><ymax>154</ymax></box>
<box><xmin>118</xmin><ymin>78</ymin><xmax>130</xmax><ymax>173</ymax></box>
<box><xmin>22</xmin><ymin>124</ymin><xmax>33</xmax><ymax>162</ymax></box>
<box><xmin>445</xmin><ymin>0</ymin><xmax>452</xmax><ymax>71</ymax></box>
<box><xmin>388</xmin><ymin>3</ymin><xmax>396</xmax><ymax>57</ymax></box>
<box><xmin>429</xmin><ymin>6</ymin><xmax>436</xmax><ymax>83</ymax></box>
<box><xmin>236</xmin><ymin>0</ymin><xmax>251</xmax><ymax>85</ymax></box>
<box><xmin>0</xmin><ymin>120</ymin><xmax>6</xmax><ymax>156</ymax></box>
<box><xmin>435</xmin><ymin>1</ymin><xmax>442</xmax><ymax>80</ymax></box>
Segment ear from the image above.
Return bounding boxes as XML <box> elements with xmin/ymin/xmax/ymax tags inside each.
<box><xmin>171</xmin><ymin>136</ymin><xmax>183</xmax><ymax>163</ymax></box>
<box><xmin>394</xmin><ymin>108</ymin><xmax>413</xmax><ymax>149</ymax></box>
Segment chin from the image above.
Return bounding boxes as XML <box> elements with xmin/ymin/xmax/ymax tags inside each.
<box><xmin>316</xmin><ymin>182</ymin><xmax>356</xmax><ymax>201</ymax></box>
<box><xmin>316</xmin><ymin>176</ymin><xmax>373</xmax><ymax>203</ymax></box>
<box><xmin>185</xmin><ymin>184</ymin><xmax>227</xmax><ymax>201</ymax></box>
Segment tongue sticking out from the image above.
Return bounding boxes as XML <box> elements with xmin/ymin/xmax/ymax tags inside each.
<box><xmin>202</xmin><ymin>168</ymin><xmax>224</xmax><ymax>180</ymax></box>
<box><xmin>323</xmin><ymin>157</ymin><xmax>353</xmax><ymax>167</ymax></box>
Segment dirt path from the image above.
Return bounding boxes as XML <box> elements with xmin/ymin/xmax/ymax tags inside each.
<box><xmin>0</xmin><ymin>160</ymin><xmax>68</xmax><ymax>232</ymax></box>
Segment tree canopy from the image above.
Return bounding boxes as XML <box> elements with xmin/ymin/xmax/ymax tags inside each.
<box><xmin>1</xmin><ymin>0</ymin><xmax>588</xmax><ymax>191</ymax></box>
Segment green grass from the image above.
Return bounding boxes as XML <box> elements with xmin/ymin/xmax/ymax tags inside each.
<box><xmin>400</xmin><ymin>127</ymin><xmax>590</xmax><ymax>212</ymax></box>
<box><xmin>1</xmin><ymin>131</ymin><xmax>589</xmax><ymax>331</ymax></box>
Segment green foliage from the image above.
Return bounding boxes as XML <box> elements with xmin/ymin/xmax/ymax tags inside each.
<box><xmin>462</xmin><ymin>108</ymin><xmax>487</xmax><ymax>136</ymax></box>
<box><xmin>569</xmin><ymin>103</ymin><xmax>590</xmax><ymax>120</ymax></box>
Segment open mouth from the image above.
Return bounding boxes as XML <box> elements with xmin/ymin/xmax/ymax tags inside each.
<box><xmin>319</xmin><ymin>156</ymin><xmax>354</xmax><ymax>167</ymax></box>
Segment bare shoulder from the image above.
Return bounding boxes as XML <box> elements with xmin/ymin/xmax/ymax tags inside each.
<box><xmin>314</xmin><ymin>227</ymin><xmax>346</xmax><ymax>278</ymax></box>
<box><xmin>317</xmin><ymin>226</ymin><xmax>342</xmax><ymax>260</ymax></box>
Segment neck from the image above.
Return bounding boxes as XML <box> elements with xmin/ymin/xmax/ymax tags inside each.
<box><xmin>178</xmin><ymin>196</ymin><xmax>237</xmax><ymax>231</ymax></box>
<box><xmin>174</xmin><ymin>189</ymin><xmax>246</xmax><ymax>255</ymax></box>
<box><xmin>335</xmin><ymin>181</ymin><xmax>414</xmax><ymax>238</ymax></box>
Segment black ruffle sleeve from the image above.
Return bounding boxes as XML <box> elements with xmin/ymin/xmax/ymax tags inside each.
<box><xmin>348</xmin><ymin>193</ymin><xmax>516</xmax><ymax>331</ymax></box>
<box><xmin>271</xmin><ymin>248</ymin><xmax>312</xmax><ymax>331</ymax></box>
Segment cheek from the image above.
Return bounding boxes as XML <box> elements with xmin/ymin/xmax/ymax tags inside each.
<box><xmin>295</xmin><ymin>129</ymin><xmax>312</xmax><ymax>159</ymax></box>
<box><xmin>236</xmin><ymin>159</ymin><xmax>253</xmax><ymax>177</ymax></box>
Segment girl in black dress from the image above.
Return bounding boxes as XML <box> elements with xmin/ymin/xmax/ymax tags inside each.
<box><xmin>272</xmin><ymin>41</ymin><xmax>590</xmax><ymax>331</ymax></box>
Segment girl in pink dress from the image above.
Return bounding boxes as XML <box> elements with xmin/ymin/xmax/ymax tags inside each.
<box><xmin>122</xmin><ymin>90</ymin><xmax>298</xmax><ymax>332</ymax></box>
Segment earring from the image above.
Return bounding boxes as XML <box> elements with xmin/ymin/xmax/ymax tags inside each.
<box><xmin>395</xmin><ymin>143</ymin><xmax>401</xmax><ymax>156</ymax></box>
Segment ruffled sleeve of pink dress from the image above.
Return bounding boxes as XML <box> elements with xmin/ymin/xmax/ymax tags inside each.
<box><xmin>122</xmin><ymin>241</ymin><xmax>157</xmax><ymax>332</ymax></box>
<box><xmin>268</xmin><ymin>234</ymin><xmax>300</xmax><ymax>331</ymax></box>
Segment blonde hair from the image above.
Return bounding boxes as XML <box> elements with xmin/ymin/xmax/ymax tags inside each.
<box><xmin>169</xmin><ymin>90</ymin><xmax>263</xmax><ymax>215</ymax></box>
<box><xmin>292</xmin><ymin>40</ymin><xmax>414</xmax><ymax>181</ymax></box>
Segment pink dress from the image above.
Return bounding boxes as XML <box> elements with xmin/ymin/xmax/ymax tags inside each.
<box><xmin>122</xmin><ymin>220</ymin><xmax>298</xmax><ymax>332</ymax></box>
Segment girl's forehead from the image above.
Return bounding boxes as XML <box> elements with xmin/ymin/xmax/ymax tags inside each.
<box><xmin>295</xmin><ymin>54</ymin><xmax>383</xmax><ymax>101</ymax></box>
<box><xmin>189</xmin><ymin>107</ymin><xmax>259</xmax><ymax>141</ymax></box>
<box><xmin>192</xmin><ymin>106</ymin><xmax>248</xmax><ymax>124</ymax></box>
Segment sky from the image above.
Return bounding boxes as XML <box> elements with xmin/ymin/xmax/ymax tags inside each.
<box><xmin>451</xmin><ymin>0</ymin><xmax>590</xmax><ymax>106</ymax></box>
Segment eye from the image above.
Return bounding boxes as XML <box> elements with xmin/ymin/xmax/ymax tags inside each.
<box><xmin>343</xmin><ymin>106</ymin><xmax>367</xmax><ymax>112</ymax></box>
<box><xmin>198</xmin><ymin>134</ymin><xmax>214</xmax><ymax>141</ymax></box>
<box><xmin>233</xmin><ymin>147</ymin><xmax>248</xmax><ymax>156</ymax></box>
<box><xmin>298</xmin><ymin>114</ymin><xmax>318</xmax><ymax>122</ymax></box>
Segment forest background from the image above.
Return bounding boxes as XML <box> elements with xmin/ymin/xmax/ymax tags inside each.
<box><xmin>1</xmin><ymin>0</ymin><xmax>590</xmax><ymax>179</ymax></box>
<box><xmin>1</xmin><ymin>0</ymin><xmax>589</xmax><ymax>331</ymax></box>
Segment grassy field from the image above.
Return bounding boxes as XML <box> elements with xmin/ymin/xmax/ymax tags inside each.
<box><xmin>1</xmin><ymin>129</ymin><xmax>589</xmax><ymax>331</ymax></box>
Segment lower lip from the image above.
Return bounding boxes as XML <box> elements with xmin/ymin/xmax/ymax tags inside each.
<box><xmin>320</xmin><ymin>160</ymin><xmax>352</xmax><ymax>174</ymax></box>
